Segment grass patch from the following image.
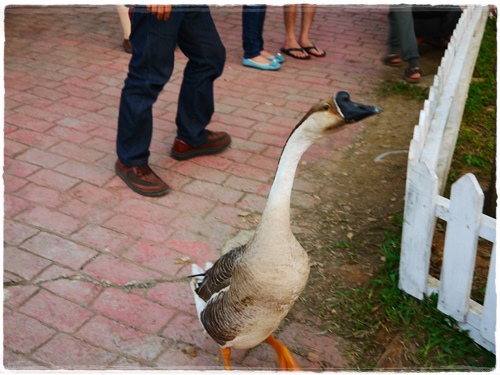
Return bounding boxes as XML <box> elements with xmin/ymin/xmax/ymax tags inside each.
<box><xmin>379</xmin><ymin>80</ymin><xmax>429</xmax><ymax>101</ymax></box>
<box><xmin>446</xmin><ymin>16</ymin><xmax>497</xmax><ymax>191</ymax></box>
<box><xmin>328</xmin><ymin>216</ymin><xmax>496</xmax><ymax>370</ymax></box>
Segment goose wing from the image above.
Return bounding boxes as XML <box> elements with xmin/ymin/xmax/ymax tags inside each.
<box><xmin>195</xmin><ymin>244</ymin><xmax>246</xmax><ymax>301</ymax></box>
<box><xmin>191</xmin><ymin>244</ymin><xmax>252</xmax><ymax>346</ymax></box>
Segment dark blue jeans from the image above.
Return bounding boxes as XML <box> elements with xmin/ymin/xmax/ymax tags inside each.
<box><xmin>242</xmin><ymin>5</ymin><xmax>267</xmax><ymax>59</ymax></box>
<box><xmin>117</xmin><ymin>5</ymin><xmax>226</xmax><ymax>166</ymax></box>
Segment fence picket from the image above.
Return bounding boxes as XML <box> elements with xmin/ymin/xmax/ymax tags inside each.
<box><xmin>399</xmin><ymin>161</ymin><xmax>438</xmax><ymax>299</ymax></box>
<box><xmin>438</xmin><ymin>174</ymin><xmax>484</xmax><ymax>322</ymax></box>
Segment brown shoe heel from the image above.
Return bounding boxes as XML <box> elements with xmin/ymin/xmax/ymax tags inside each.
<box><xmin>171</xmin><ymin>131</ymin><xmax>231</xmax><ymax>161</ymax></box>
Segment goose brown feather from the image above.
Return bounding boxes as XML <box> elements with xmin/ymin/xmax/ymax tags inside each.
<box><xmin>195</xmin><ymin>244</ymin><xmax>246</xmax><ymax>301</ymax></box>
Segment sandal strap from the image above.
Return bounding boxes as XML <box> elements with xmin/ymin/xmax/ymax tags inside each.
<box><xmin>404</xmin><ymin>67</ymin><xmax>422</xmax><ymax>75</ymax></box>
<box><xmin>383</xmin><ymin>54</ymin><xmax>402</xmax><ymax>66</ymax></box>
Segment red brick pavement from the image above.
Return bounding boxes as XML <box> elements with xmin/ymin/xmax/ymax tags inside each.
<box><xmin>4</xmin><ymin>4</ymin><xmax>389</xmax><ymax>371</ymax></box>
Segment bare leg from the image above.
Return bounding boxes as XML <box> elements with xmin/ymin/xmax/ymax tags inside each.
<box><xmin>221</xmin><ymin>347</ymin><xmax>232</xmax><ymax>371</ymax></box>
<box><xmin>282</xmin><ymin>4</ymin><xmax>308</xmax><ymax>58</ymax></box>
<box><xmin>298</xmin><ymin>4</ymin><xmax>325</xmax><ymax>57</ymax></box>
<box><xmin>266</xmin><ymin>335</ymin><xmax>302</xmax><ymax>371</ymax></box>
<box><xmin>116</xmin><ymin>4</ymin><xmax>131</xmax><ymax>40</ymax></box>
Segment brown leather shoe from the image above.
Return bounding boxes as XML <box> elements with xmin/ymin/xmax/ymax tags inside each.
<box><xmin>115</xmin><ymin>160</ymin><xmax>170</xmax><ymax>197</ymax></box>
<box><xmin>123</xmin><ymin>39</ymin><xmax>132</xmax><ymax>54</ymax></box>
<box><xmin>171</xmin><ymin>130</ymin><xmax>231</xmax><ymax>160</ymax></box>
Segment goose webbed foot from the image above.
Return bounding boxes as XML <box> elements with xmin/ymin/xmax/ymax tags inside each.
<box><xmin>266</xmin><ymin>335</ymin><xmax>302</xmax><ymax>371</ymax></box>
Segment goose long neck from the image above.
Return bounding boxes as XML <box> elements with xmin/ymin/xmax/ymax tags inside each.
<box><xmin>260</xmin><ymin>126</ymin><xmax>318</xmax><ymax>229</ymax></box>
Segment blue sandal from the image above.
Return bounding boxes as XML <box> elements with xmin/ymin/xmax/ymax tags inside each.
<box><xmin>269</xmin><ymin>53</ymin><xmax>285</xmax><ymax>63</ymax></box>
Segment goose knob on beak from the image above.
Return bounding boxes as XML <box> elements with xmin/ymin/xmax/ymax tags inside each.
<box><xmin>334</xmin><ymin>91</ymin><xmax>382</xmax><ymax>123</ymax></box>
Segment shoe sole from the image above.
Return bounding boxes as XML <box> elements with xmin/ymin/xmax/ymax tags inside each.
<box><xmin>115</xmin><ymin>165</ymin><xmax>171</xmax><ymax>197</ymax></box>
<box><xmin>171</xmin><ymin>140</ymin><xmax>231</xmax><ymax>161</ymax></box>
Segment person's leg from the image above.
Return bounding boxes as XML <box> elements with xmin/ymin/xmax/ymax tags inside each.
<box><xmin>255</xmin><ymin>5</ymin><xmax>266</xmax><ymax>53</ymax></box>
<box><xmin>175</xmin><ymin>6</ymin><xmax>226</xmax><ymax>147</ymax></box>
<box><xmin>390</xmin><ymin>5</ymin><xmax>421</xmax><ymax>82</ymax></box>
<box><xmin>242</xmin><ymin>5</ymin><xmax>276</xmax><ymax>66</ymax></box>
<box><xmin>386</xmin><ymin>9</ymin><xmax>400</xmax><ymax>55</ymax></box>
<box><xmin>242</xmin><ymin>5</ymin><xmax>267</xmax><ymax>59</ymax></box>
<box><xmin>242</xmin><ymin>5</ymin><xmax>261</xmax><ymax>59</ymax></box>
<box><xmin>391</xmin><ymin>5</ymin><xmax>419</xmax><ymax>64</ymax></box>
<box><xmin>116</xmin><ymin>5</ymin><xmax>131</xmax><ymax>39</ymax></box>
<box><xmin>297</xmin><ymin>4</ymin><xmax>325</xmax><ymax>57</ymax></box>
<box><xmin>383</xmin><ymin>9</ymin><xmax>403</xmax><ymax>66</ymax></box>
<box><xmin>116</xmin><ymin>5</ymin><xmax>132</xmax><ymax>53</ymax></box>
<box><xmin>282</xmin><ymin>4</ymin><xmax>308</xmax><ymax>59</ymax></box>
<box><xmin>117</xmin><ymin>5</ymin><xmax>180</xmax><ymax>166</ymax></box>
<box><xmin>115</xmin><ymin>6</ymin><xmax>177</xmax><ymax>195</ymax></box>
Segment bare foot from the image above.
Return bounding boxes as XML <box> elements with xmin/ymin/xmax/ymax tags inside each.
<box><xmin>259</xmin><ymin>50</ymin><xmax>276</xmax><ymax>60</ymax></box>
<box><xmin>248</xmin><ymin>55</ymin><xmax>274</xmax><ymax>66</ymax></box>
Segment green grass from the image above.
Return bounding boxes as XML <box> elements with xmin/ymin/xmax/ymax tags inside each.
<box><xmin>328</xmin><ymin>216</ymin><xmax>496</xmax><ymax>369</ymax></box>
<box><xmin>447</xmin><ymin>16</ymin><xmax>497</xmax><ymax>189</ymax></box>
<box><xmin>379</xmin><ymin>80</ymin><xmax>429</xmax><ymax>101</ymax></box>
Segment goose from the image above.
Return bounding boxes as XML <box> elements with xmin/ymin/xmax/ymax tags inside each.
<box><xmin>190</xmin><ymin>91</ymin><xmax>381</xmax><ymax>371</ymax></box>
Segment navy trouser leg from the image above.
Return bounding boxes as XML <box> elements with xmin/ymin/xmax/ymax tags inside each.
<box><xmin>242</xmin><ymin>5</ymin><xmax>267</xmax><ymax>59</ymax></box>
<box><xmin>175</xmin><ymin>6</ymin><xmax>226</xmax><ymax>147</ymax></box>
<box><xmin>117</xmin><ymin>6</ymin><xmax>179</xmax><ymax>166</ymax></box>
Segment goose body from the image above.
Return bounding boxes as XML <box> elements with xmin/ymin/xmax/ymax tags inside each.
<box><xmin>190</xmin><ymin>92</ymin><xmax>381</xmax><ymax>370</ymax></box>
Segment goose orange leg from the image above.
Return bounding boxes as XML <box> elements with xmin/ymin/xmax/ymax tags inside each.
<box><xmin>221</xmin><ymin>347</ymin><xmax>232</xmax><ymax>371</ymax></box>
<box><xmin>266</xmin><ymin>335</ymin><xmax>301</xmax><ymax>371</ymax></box>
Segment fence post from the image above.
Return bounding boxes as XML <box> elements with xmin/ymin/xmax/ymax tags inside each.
<box><xmin>438</xmin><ymin>174</ymin><xmax>484</xmax><ymax>321</ymax></box>
<box><xmin>400</xmin><ymin>161</ymin><xmax>438</xmax><ymax>299</ymax></box>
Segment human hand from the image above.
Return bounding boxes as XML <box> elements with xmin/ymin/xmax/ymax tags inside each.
<box><xmin>146</xmin><ymin>5</ymin><xmax>172</xmax><ymax>21</ymax></box>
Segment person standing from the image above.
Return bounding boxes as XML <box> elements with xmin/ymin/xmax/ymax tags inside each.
<box><xmin>242</xmin><ymin>5</ymin><xmax>283</xmax><ymax>70</ymax></box>
<box><xmin>383</xmin><ymin>5</ymin><xmax>422</xmax><ymax>83</ymax></box>
<box><xmin>280</xmin><ymin>4</ymin><xmax>326</xmax><ymax>60</ymax></box>
<box><xmin>115</xmin><ymin>5</ymin><xmax>231</xmax><ymax>197</ymax></box>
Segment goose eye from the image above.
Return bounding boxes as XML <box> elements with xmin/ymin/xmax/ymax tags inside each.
<box><xmin>323</xmin><ymin>103</ymin><xmax>331</xmax><ymax>111</ymax></box>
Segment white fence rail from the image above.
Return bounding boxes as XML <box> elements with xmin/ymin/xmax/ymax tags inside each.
<box><xmin>399</xmin><ymin>5</ymin><xmax>495</xmax><ymax>352</ymax></box>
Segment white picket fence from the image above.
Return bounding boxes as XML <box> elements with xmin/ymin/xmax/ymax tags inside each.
<box><xmin>399</xmin><ymin>5</ymin><xmax>496</xmax><ymax>353</ymax></box>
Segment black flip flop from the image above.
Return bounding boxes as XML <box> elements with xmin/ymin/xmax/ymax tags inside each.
<box><xmin>301</xmin><ymin>45</ymin><xmax>326</xmax><ymax>58</ymax></box>
<box><xmin>280</xmin><ymin>47</ymin><xmax>311</xmax><ymax>60</ymax></box>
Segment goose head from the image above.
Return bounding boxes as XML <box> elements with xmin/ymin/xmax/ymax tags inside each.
<box><xmin>294</xmin><ymin>91</ymin><xmax>382</xmax><ymax>139</ymax></box>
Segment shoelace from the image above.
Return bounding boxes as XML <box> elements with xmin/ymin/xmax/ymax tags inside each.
<box><xmin>135</xmin><ymin>164</ymin><xmax>153</xmax><ymax>178</ymax></box>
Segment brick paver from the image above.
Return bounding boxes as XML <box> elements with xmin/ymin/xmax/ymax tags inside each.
<box><xmin>4</xmin><ymin>4</ymin><xmax>389</xmax><ymax>370</ymax></box>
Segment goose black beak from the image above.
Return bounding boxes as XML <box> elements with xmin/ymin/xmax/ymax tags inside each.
<box><xmin>334</xmin><ymin>91</ymin><xmax>382</xmax><ymax>123</ymax></box>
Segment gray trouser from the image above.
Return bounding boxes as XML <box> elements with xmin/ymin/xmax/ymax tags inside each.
<box><xmin>387</xmin><ymin>5</ymin><xmax>419</xmax><ymax>62</ymax></box>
